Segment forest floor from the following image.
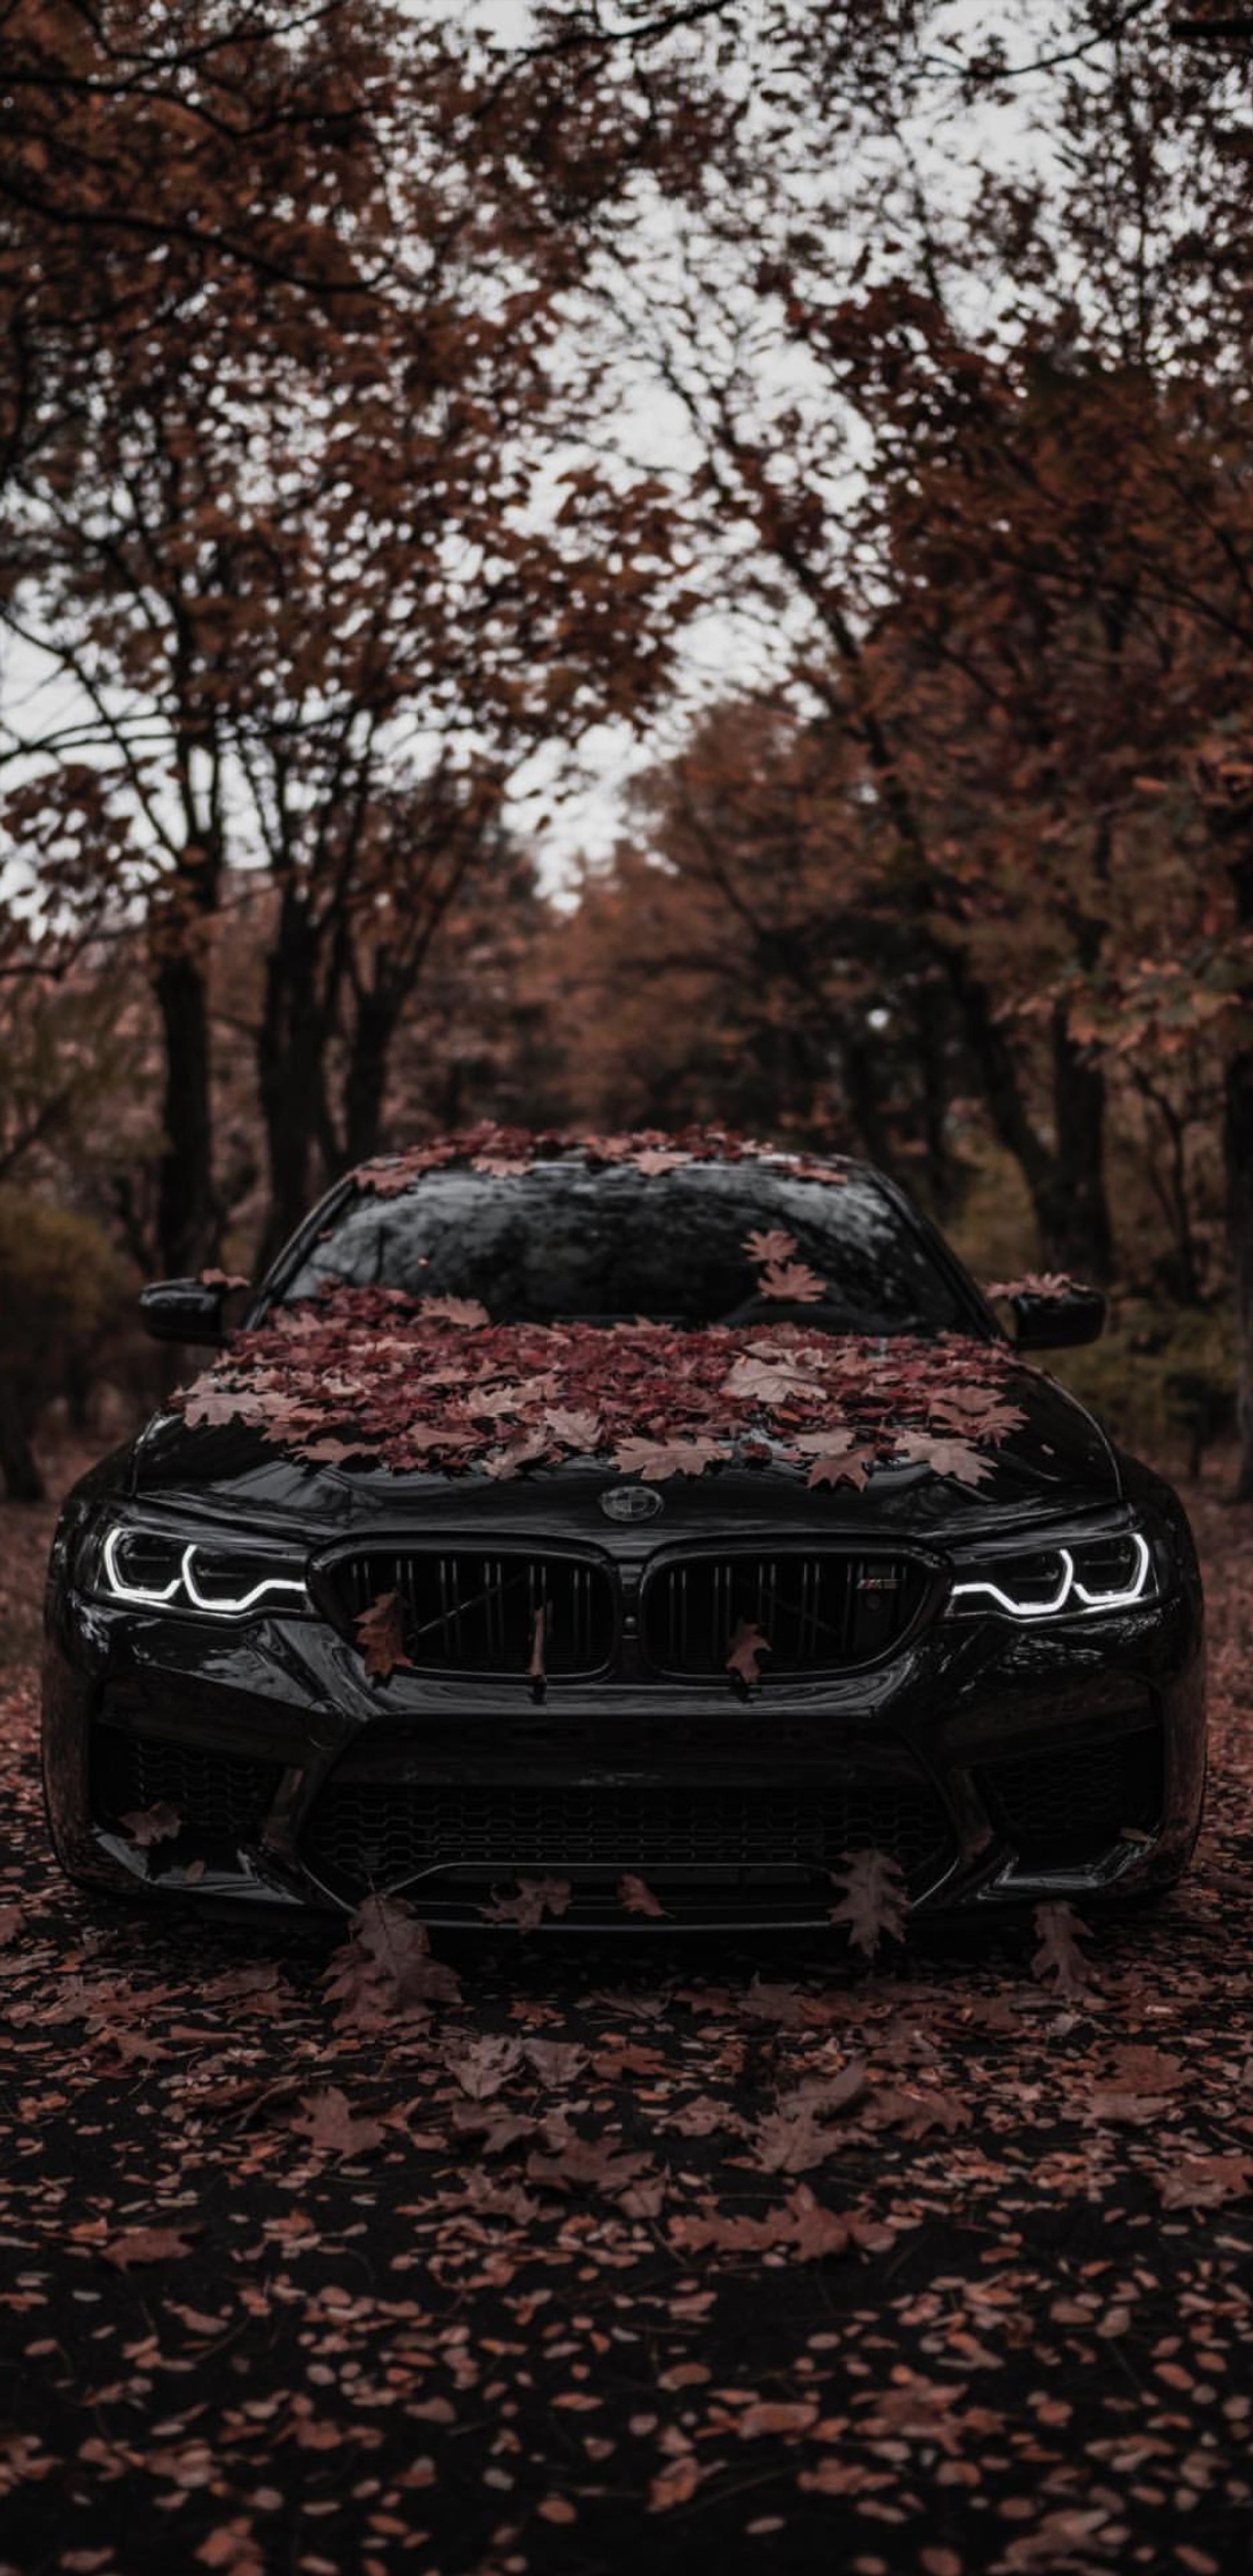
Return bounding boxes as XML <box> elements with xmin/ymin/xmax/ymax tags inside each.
<box><xmin>2</xmin><ymin>1449</ymin><xmax>1253</xmax><ymax>2576</ymax></box>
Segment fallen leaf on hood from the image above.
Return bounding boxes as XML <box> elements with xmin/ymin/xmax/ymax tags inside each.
<box><xmin>612</xmin><ymin>1435</ymin><xmax>721</xmax><ymax>1480</ymax></box>
<box><xmin>759</xmin><ymin>1256</ymin><xmax>827</xmax><ymax>1302</ymax></box>
<box><xmin>418</xmin><ymin>1294</ymin><xmax>490</xmax><ymax>1326</ymax></box>
<box><xmin>743</xmin><ymin>1227</ymin><xmax>799</xmax><ymax>1266</ymax></box>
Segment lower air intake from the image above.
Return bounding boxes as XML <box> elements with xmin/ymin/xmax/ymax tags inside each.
<box><xmin>91</xmin><ymin>1726</ymin><xmax>282</xmax><ymax>1844</ymax></box>
<box><xmin>300</xmin><ymin>1774</ymin><xmax>954</xmax><ymax>1902</ymax></box>
<box><xmin>977</xmin><ymin>1724</ymin><xmax>1163</xmax><ymax>1867</ymax></box>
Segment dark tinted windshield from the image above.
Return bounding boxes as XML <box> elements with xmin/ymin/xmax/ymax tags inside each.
<box><xmin>280</xmin><ymin>1161</ymin><xmax>980</xmax><ymax>1338</ymax></box>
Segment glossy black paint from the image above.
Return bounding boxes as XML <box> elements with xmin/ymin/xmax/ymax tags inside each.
<box><xmin>41</xmin><ymin>1157</ymin><xmax>1208</xmax><ymax>1927</ymax></box>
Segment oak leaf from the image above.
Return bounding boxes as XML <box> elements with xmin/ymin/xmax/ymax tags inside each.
<box><xmin>829</xmin><ymin>1849</ymin><xmax>908</xmax><ymax>1957</ymax></box>
<box><xmin>1031</xmin><ymin>1901</ymin><xmax>1093</xmax><ymax>2000</ymax></box>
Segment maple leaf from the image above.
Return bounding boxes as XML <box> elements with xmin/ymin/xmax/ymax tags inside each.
<box><xmin>1159</xmin><ymin>2154</ymin><xmax>1251</xmax><ymax>2210</ymax></box>
<box><xmin>865</xmin><ymin>2084</ymin><xmax>971</xmax><ymax>2138</ymax></box>
<box><xmin>725</xmin><ymin>1619</ymin><xmax>771</xmax><ymax>1687</ymax></box>
<box><xmin>743</xmin><ymin>1227</ymin><xmax>798</xmax><ymax>1265</ymax></box>
<box><xmin>118</xmin><ymin>1799</ymin><xmax>182</xmax><ymax>1848</ymax></box>
<box><xmin>751</xmin><ymin>2106</ymin><xmax>838</xmax><ymax>2175</ymax></box>
<box><xmin>829</xmin><ymin>1849</ymin><xmax>908</xmax><ymax>1957</ymax></box>
<box><xmin>355</xmin><ymin>1590</ymin><xmax>413</xmax><ymax>1680</ymax></box>
<box><xmin>198</xmin><ymin>1269</ymin><xmax>250</xmax><ymax>1292</ymax></box>
<box><xmin>444</xmin><ymin>2034</ymin><xmax>524</xmax><ymax>2100</ymax></box>
<box><xmin>794</xmin><ymin>1432</ymin><xmax>878</xmax><ymax>1489</ymax></box>
<box><xmin>103</xmin><ymin>2224</ymin><xmax>201</xmax><ymax>2267</ymax></box>
<box><xmin>612</xmin><ymin>1434</ymin><xmax>721</xmax><ymax>1479</ymax></box>
<box><xmin>480</xmin><ymin>1875</ymin><xmax>572</xmax><ymax>1929</ymax></box>
<box><xmin>618</xmin><ymin>1872</ymin><xmax>667</xmax><ymax>1917</ymax></box>
<box><xmin>1031</xmin><ymin>1899</ymin><xmax>1094</xmax><ymax>2000</ymax></box>
<box><xmin>630</xmin><ymin>1146</ymin><xmax>692</xmax><ymax>1175</ymax></box>
<box><xmin>760</xmin><ymin>1256</ymin><xmax>827</xmax><ymax>1302</ymax></box>
<box><xmin>291</xmin><ymin>2086</ymin><xmax>386</xmax><ymax>2157</ymax></box>
<box><xmin>892</xmin><ymin>1429</ymin><xmax>994</xmax><ymax>1484</ymax></box>
<box><xmin>325</xmin><ymin>1895</ymin><xmax>460</xmax><ymax>2025</ymax></box>
<box><xmin>182</xmin><ymin>1383</ymin><xmax>248</xmax><ymax>1429</ymax></box>
<box><xmin>720</xmin><ymin>1350</ymin><xmax>820</xmax><ymax>1405</ymax></box>
<box><xmin>522</xmin><ymin>2038</ymin><xmax>590</xmax><ymax>2086</ymax></box>
<box><xmin>419</xmin><ymin>1294</ymin><xmax>491</xmax><ymax>1326</ymax></box>
<box><xmin>545</xmin><ymin>1406</ymin><xmax>602</xmax><ymax>1451</ymax></box>
<box><xmin>525</xmin><ymin>2126</ymin><xmax>658</xmax><ymax>2199</ymax></box>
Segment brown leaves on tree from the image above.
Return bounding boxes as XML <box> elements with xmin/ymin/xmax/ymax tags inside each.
<box><xmin>355</xmin><ymin>1591</ymin><xmax>413</xmax><ymax>1681</ymax></box>
<box><xmin>829</xmin><ymin>1849</ymin><xmax>908</xmax><ymax>1957</ymax></box>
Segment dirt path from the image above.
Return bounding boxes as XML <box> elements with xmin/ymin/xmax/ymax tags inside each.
<box><xmin>2</xmin><ymin>1464</ymin><xmax>1252</xmax><ymax>2576</ymax></box>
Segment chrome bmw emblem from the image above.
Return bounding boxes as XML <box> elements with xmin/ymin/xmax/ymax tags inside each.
<box><xmin>600</xmin><ymin>1485</ymin><xmax>665</xmax><ymax>1523</ymax></box>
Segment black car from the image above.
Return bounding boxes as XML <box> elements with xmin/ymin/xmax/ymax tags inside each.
<box><xmin>42</xmin><ymin>1133</ymin><xmax>1206</xmax><ymax>1927</ymax></box>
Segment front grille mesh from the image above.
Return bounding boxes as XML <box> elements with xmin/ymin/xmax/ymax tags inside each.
<box><xmin>300</xmin><ymin>1774</ymin><xmax>953</xmax><ymax>1901</ymax></box>
<box><xmin>977</xmin><ymin>1725</ymin><xmax>1163</xmax><ymax>1866</ymax></box>
<box><xmin>323</xmin><ymin>1548</ymin><xmax>615</xmax><ymax>1675</ymax></box>
<box><xmin>641</xmin><ymin>1550</ymin><xmax>929</xmax><ymax>1675</ymax></box>
<box><xmin>92</xmin><ymin>1726</ymin><xmax>282</xmax><ymax>1844</ymax></box>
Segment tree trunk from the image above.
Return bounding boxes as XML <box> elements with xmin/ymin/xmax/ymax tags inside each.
<box><xmin>0</xmin><ymin>1380</ymin><xmax>42</xmax><ymax>1501</ymax></box>
<box><xmin>255</xmin><ymin>898</ymin><xmax>338</xmax><ymax>1265</ymax></box>
<box><xmin>1224</xmin><ymin>1033</ymin><xmax>1253</xmax><ymax>1501</ymax></box>
<box><xmin>342</xmin><ymin>988</ymin><xmax>399</xmax><ymax>1169</ymax></box>
<box><xmin>1038</xmin><ymin>1003</ymin><xmax>1113</xmax><ymax>1281</ymax></box>
<box><xmin>153</xmin><ymin>951</ymin><xmax>218</xmax><ymax>1279</ymax></box>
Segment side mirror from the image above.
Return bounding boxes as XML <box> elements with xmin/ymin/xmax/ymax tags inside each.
<box><xmin>139</xmin><ymin>1277</ymin><xmax>230</xmax><ymax>1346</ymax></box>
<box><xmin>987</xmin><ymin>1274</ymin><xmax>1107</xmax><ymax>1352</ymax></box>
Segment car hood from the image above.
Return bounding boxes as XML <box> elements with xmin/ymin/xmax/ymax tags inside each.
<box><xmin>124</xmin><ymin>1360</ymin><xmax>1121</xmax><ymax>1545</ymax></box>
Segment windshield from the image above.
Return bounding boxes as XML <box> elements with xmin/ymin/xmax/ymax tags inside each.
<box><xmin>278</xmin><ymin>1161</ymin><xmax>980</xmax><ymax>1339</ymax></box>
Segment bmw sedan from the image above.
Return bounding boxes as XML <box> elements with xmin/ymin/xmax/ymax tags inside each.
<box><xmin>42</xmin><ymin>1130</ymin><xmax>1206</xmax><ymax>1927</ymax></box>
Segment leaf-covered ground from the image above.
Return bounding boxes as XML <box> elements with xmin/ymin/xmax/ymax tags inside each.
<box><xmin>2</xmin><ymin>1462</ymin><xmax>1253</xmax><ymax>2576</ymax></box>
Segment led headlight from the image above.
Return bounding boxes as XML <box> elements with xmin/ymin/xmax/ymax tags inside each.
<box><xmin>946</xmin><ymin>1527</ymin><xmax>1156</xmax><ymax>1621</ymax></box>
<box><xmin>97</xmin><ymin>1523</ymin><xmax>309</xmax><ymax>1616</ymax></box>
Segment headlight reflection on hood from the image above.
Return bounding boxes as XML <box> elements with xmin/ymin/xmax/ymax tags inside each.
<box><xmin>947</xmin><ymin>1529</ymin><xmax>1154</xmax><ymax>1621</ymax></box>
<box><xmin>99</xmin><ymin>1523</ymin><xmax>309</xmax><ymax>1616</ymax></box>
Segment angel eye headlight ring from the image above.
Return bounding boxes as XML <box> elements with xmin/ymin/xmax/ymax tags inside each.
<box><xmin>99</xmin><ymin>1525</ymin><xmax>309</xmax><ymax>1616</ymax></box>
<box><xmin>948</xmin><ymin>1530</ymin><xmax>1154</xmax><ymax>1621</ymax></box>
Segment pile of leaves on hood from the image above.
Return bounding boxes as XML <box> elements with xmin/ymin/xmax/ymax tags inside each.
<box><xmin>178</xmin><ymin>1292</ymin><xmax>1027</xmax><ymax>1487</ymax></box>
<box><xmin>352</xmin><ymin>1119</ymin><xmax>854</xmax><ymax>1194</ymax></box>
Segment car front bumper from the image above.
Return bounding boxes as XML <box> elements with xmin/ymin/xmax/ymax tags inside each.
<box><xmin>42</xmin><ymin>1570</ymin><xmax>1207</xmax><ymax>1927</ymax></box>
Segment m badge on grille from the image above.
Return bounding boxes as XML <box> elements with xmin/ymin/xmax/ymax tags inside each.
<box><xmin>600</xmin><ymin>1486</ymin><xmax>664</xmax><ymax>1523</ymax></box>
